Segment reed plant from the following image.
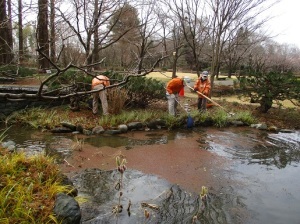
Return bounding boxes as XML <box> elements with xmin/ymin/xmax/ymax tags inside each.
<box><xmin>108</xmin><ymin>88</ymin><xmax>129</xmax><ymax>114</ymax></box>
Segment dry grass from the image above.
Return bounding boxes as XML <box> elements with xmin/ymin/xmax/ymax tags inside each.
<box><xmin>147</xmin><ymin>71</ymin><xmax>199</xmax><ymax>81</ymax></box>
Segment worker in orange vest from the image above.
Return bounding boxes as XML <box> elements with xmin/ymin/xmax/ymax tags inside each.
<box><xmin>166</xmin><ymin>76</ymin><xmax>184</xmax><ymax>116</ymax></box>
<box><xmin>193</xmin><ymin>71</ymin><xmax>211</xmax><ymax>111</ymax></box>
<box><xmin>91</xmin><ymin>74</ymin><xmax>110</xmax><ymax>115</ymax></box>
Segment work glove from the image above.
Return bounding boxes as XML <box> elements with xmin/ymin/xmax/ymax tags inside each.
<box><xmin>170</xmin><ymin>94</ymin><xmax>176</xmax><ymax>99</ymax></box>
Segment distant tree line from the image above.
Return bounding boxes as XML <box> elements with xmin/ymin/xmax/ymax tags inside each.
<box><xmin>1</xmin><ymin>0</ymin><xmax>299</xmax><ymax>75</ymax></box>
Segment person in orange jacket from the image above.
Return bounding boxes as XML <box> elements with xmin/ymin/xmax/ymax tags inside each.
<box><xmin>91</xmin><ymin>74</ymin><xmax>110</xmax><ymax>115</ymax></box>
<box><xmin>166</xmin><ymin>76</ymin><xmax>184</xmax><ymax>116</ymax></box>
<box><xmin>193</xmin><ymin>71</ymin><xmax>211</xmax><ymax>111</ymax></box>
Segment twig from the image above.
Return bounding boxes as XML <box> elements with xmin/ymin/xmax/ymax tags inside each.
<box><xmin>64</xmin><ymin>159</ymin><xmax>75</xmax><ymax>168</ymax></box>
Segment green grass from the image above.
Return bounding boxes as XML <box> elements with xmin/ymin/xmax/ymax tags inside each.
<box><xmin>232</xmin><ymin>111</ymin><xmax>257</xmax><ymax>125</ymax></box>
<box><xmin>4</xmin><ymin>104</ymin><xmax>258</xmax><ymax>130</ymax></box>
<box><xmin>211</xmin><ymin>109</ymin><xmax>229</xmax><ymax>127</ymax></box>
<box><xmin>97</xmin><ymin>109</ymin><xmax>166</xmax><ymax>128</ymax></box>
<box><xmin>5</xmin><ymin>106</ymin><xmax>91</xmax><ymax>130</ymax></box>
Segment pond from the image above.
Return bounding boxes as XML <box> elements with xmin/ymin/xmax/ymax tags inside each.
<box><xmin>1</xmin><ymin>125</ymin><xmax>300</xmax><ymax>224</ymax></box>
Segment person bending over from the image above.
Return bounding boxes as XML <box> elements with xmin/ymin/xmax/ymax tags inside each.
<box><xmin>166</xmin><ymin>76</ymin><xmax>184</xmax><ymax>116</ymax></box>
<box><xmin>91</xmin><ymin>74</ymin><xmax>110</xmax><ymax>115</ymax></box>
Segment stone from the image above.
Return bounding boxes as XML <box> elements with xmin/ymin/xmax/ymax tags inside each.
<box><xmin>83</xmin><ymin>129</ymin><xmax>92</xmax><ymax>135</ymax></box>
<box><xmin>279</xmin><ymin>129</ymin><xmax>294</xmax><ymax>133</ymax></box>
<box><xmin>53</xmin><ymin>193</ymin><xmax>81</xmax><ymax>224</ymax></box>
<box><xmin>251</xmin><ymin>123</ymin><xmax>268</xmax><ymax>130</ymax></box>
<box><xmin>61</xmin><ymin>122</ymin><xmax>77</xmax><ymax>131</ymax></box>
<box><xmin>92</xmin><ymin>126</ymin><xmax>105</xmax><ymax>135</ymax></box>
<box><xmin>76</xmin><ymin>124</ymin><xmax>84</xmax><ymax>133</ymax></box>
<box><xmin>268</xmin><ymin>126</ymin><xmax>279</xmax><ymax>132</ymax></box>
<box><xmin>104</xmin><ymin>129</ymin><xmax>122</xmax><ymax>135</ymax></box>
<box><xmin>230</xmin><ymin>120</ymin><xmax>245</xmax><ymax>126</ymax></box>
<box><xmin>51</xmin><ymin>127</ymin><xmax>73</xmax><ymax>133</ymax></box>
<box><xmin>1</xmin><ymin>140</ymin><xmax>16</xmax><ymax>149</ymax></box>
<box><xmin>127</xmin><ymin>122</ymin><xmax>144</xmax><ymax>130</ymax></box>
<box><xmin>118</xmin><ymin>124</ymin><xmax>128</xmax><ymax>133</ymax></box>
<box><xmin>256</xmin><ymin>123</ymin><xmax>268</xmax><ymax>130</ymax></box>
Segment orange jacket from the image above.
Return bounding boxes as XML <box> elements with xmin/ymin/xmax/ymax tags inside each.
<box><xmin>91</xmin><ymin>75</ymin><xmax>110</xmax><ymax>89</ymax></box>
<box><xmin>166</xmin><ymin>77</ymin><xmax>184</xmax><ymax>94</ymax></box>
<box><xmin>193</xmin><ymin>78</ymin><xmax>211</xmax><ymax>98</ymax></box>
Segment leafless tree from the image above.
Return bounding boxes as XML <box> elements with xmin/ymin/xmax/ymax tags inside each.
<box><xmin>132</xmin><ymin>0</ymin><xmax>162</xmax><ymax>74</ymax></box>
<box><xmin>206</xmin><ymin>0</ymin><xmax>278</xmax><ymax>87</ymax></box>
<box><xmin>221</xmin><ymin>27</ymin><xmax>267</xmax><ymax>78</ymax></box>
<box><xmin>0</xmin><ymin>47</ymin><xmax>167</xmax><ymax>101</ymax></box>
<box><xmin>161</xmin><ymin>0</ymin><xmax>212</xmax><ymax>77</ymax></box>
<box><xmin>56</xmin><ymin>0</ymin><xmax>138</xmax><ymax>68</ymax></box>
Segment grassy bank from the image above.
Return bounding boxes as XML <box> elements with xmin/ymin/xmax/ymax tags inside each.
<box><xmin>3</xmin><ymin>102</ymin><xmax>257</xmax><ymax>130</ymax></box>
<box><xmin>0</xmin><ymin>147</ymin><xmax>72</xmax><ymax>223</ymax></box>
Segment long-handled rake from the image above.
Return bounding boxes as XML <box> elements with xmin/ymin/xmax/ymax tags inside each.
<box><xmin>186</xmin><ymin>85</ymin><xmax>235</xmax><ymax>117</ymax></box>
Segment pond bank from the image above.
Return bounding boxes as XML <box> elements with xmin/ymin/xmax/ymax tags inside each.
<box><xmin>1</xmin><ymin>123</ymin><xmax>299</xmax><ymax>223</ymax></box>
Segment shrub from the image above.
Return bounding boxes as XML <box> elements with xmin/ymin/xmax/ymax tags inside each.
<box><xmin>109</xmin><ymin>72</ymin><xmax>165</xmax><ymax>108</ymax></box>
<box><xmin>48</xmin><ymin>69</ymin><xmax>91</xmax><ymax>90</ymax></box>
<box><xmin>0</xmin><ymin>65</ymin><xmax>36</xmax><ymax>77</ymax></box>
<box><xmin>240</xmin><ymin>71</ymin><xmax>300</xmax><ymax>113</ymax></box>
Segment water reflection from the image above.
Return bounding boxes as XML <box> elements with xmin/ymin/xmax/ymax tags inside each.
<box><xmin>72</xmin><ymin>169</ymin><xmax>228</xmax><ymax>224</ymax></box>
<box><xmin>206</xmin><ymin>129</ymin><xmax>300</xmax><ymax>169</ymax></box>
<box><xmin>85</xmin><ymin>130</ymin><xmax>194</xmax><ymax>149</ymax></box>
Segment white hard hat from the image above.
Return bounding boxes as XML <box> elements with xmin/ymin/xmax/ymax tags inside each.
<box><xmin>202</xmin><ymin>71</ymin><xmax>208</xmax><ymax>76</ymax></box>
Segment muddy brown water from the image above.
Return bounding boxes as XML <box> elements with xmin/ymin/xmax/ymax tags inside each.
<box><xmin>1</xmin><ymin>125</ymin><xmax>300</xmax><ymax>224</ymax></box>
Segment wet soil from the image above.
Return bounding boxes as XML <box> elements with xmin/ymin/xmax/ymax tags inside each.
<box><xmin>59</xmin><ymin>130</ymin><xmax>230</xmax><ymax>195</ymax></box>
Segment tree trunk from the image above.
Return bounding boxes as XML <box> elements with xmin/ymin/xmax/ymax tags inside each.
<box><xmin>93</xmin><ymin>0</ymin><xmax>100</xmax><ymax>70</ymax></box>
<box><xmin>172</xmin><ymin>53</ymin><xmax>178</xmax><ymax>78</ymax></box>
<box><xmin>50</xmin><ymin>0</ymin><xmax>56</xmax><ymax>63</ymax></box>
<box><xmin>0</xmin><ymin>0</ymin><xmax>12</xmax><ymax>64</ymax></box>
<box><xmin>18</xmin><ymin>0</ymin><xmax>24</xmax><ymax>64</ymax></box>
<box><xmin>37</xmin><ymin>0</ymin><xmax>49</xmax><ymax>71</ymax></box>
<box><xmin>7</xmin><ymin>0</ymin><xmax>13</xmax><ymax>62</ymax></box>
<box><xmin>259</xmin><ymin>96</ymin><xmax>273</xmax><ymax>113</ymax></box>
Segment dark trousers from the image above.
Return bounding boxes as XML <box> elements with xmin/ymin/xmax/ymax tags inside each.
<box><xmin>197</xmin><ymin>97</ymin><xmax>207</xmax><ymax>111</ymax></box>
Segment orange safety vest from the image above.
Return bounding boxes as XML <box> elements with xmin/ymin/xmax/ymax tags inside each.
<box><xmin>166</xmin><ymin>77</ymin><xmax>184</xmax><ymax>94</ymax></box>
<box><xmin>91</xmin><ymin>75</ymin><xmax>110</xmax><ymax>89</ymax></box>
<box><xmin>193</xmin><ymin>78</ymin><xmax>211</xmax><ymax>98</ymax></box>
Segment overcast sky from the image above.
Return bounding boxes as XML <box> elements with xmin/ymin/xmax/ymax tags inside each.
<box><xmin>266</xmin><ymin>0</ymin><xmax>300</xmax><ymax>48</ymax></box>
